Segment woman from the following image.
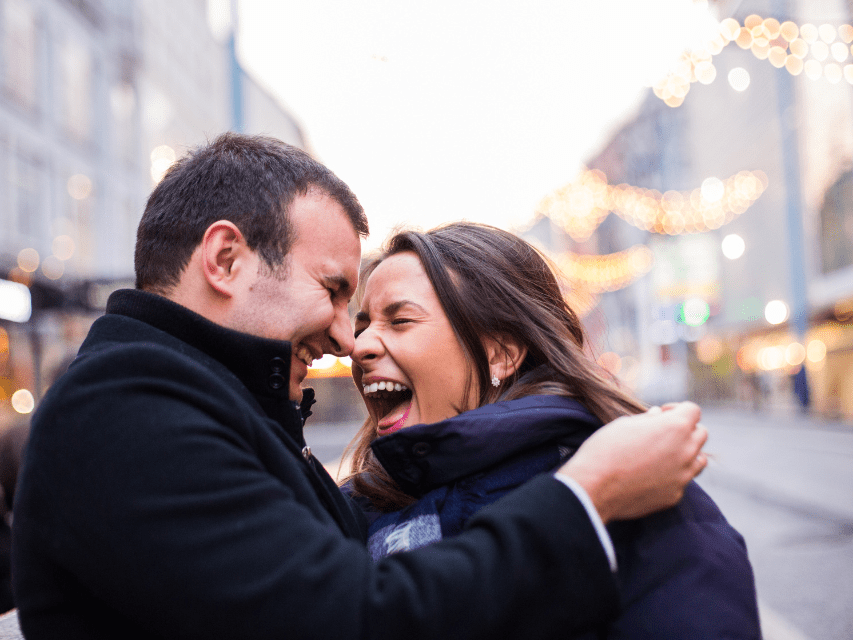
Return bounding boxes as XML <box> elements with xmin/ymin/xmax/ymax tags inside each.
<box><xmin>344</xmin><ymin>222</ymin><xmax>760</xmax><ymax>639</ymax></box>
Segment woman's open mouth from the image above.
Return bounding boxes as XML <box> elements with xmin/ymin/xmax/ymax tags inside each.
<box><xmin>362</xmin><ymin>380</ymin><xmax>414</xmax><ymax>434</ymax></box>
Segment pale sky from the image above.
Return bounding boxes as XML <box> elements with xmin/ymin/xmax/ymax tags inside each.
<box><xmin>237</xmin><ymin>0</ymin><xmax>719</xmax><ymax>249</ymax></box>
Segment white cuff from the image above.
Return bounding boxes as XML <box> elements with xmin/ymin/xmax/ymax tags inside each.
<box><xmin>553</xmin><ymin>473</ymin><xmax>617</xmax><ymax>572</ymax></box>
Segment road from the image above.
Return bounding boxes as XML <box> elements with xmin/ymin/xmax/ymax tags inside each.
<box><xmin>697</xmin><ymin>408</ymin><xmax>853</xmax><ymax>640</ymax></box>
<box><xmin>304</xmin><ymin>408</ymin><xmax>853</xmax><ymax>639</ymax></box>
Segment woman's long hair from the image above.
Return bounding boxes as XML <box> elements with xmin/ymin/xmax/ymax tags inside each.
<box><xmin>343</xmin><ymin>222</ymin><xmax>646</xmax><ymax>511</ymax></box>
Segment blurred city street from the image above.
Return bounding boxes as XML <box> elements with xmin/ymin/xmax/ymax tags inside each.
<box><xmin>309</xmin><ymin>407</ymin><xmax>853</xmax><ymax>640</ymax></box>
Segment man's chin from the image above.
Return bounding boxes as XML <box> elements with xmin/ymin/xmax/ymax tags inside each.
<box><xmin>289</xmin><ymin>383</ymin><xmax>304</xmax><ymax>403</ymax></box>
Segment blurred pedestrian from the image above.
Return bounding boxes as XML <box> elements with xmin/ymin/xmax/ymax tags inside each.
<box><xmin>0</xmin><ymin>418</ymin><xmax>26</xmax><ymax>613</ymax></box>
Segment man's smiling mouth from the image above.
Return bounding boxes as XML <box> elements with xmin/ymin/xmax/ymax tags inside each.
<box><xmin>294</xmin><ymin>345</ymin><xmax>315</xmax><ymax>367</ymax></box>
<box><xmin>362</xmin><ymin>379</ymin><xmax>413</xmax><ymax>432</ymax></box>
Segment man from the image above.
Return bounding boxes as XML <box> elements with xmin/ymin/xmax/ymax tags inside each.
<box><xmin>13</xmin><ymin>133</ymin><xmax>706</xmax><ymax>639</ymax></box>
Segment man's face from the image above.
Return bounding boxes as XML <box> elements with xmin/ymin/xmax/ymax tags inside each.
<box><xmin>229</xmin><ymin>189</ymin><xmax>362</xmax><ymax>401</ymax></box>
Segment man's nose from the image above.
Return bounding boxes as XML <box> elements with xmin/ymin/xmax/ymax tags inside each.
<box><xmin>326</xmin><ymin>306</ymin><xmax>354</xmax><ymax>357</ymax></box>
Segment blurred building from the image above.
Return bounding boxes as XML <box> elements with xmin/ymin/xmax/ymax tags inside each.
<box><xmin>582</xmin><ymin>0</ymin><xmax>853</xmax><ymax>418</ymax></box>
<box><xmin>0</xmin><ymin>0</ymin><xmax>306</xmax><ymax>428</ymax></box>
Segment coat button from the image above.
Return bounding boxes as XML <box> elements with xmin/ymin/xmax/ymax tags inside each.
<box><xmin>302</xmin><ymin>445</ymin><xmax>312</xmax><ymax>460</ymax></box>
<box><xmin>268</xmin><ymin>373</ymin><xmax>286</xmax><ymax>390</ymax></box>
<box><xmin>269</xmin><ymin>357</ymin><xmax>287</xmax><ymax>373</ymax></box>
<box><xmin>412</xmin><ymin>442</ymin><xmax>431</xmax><ymax>457</ymax></box>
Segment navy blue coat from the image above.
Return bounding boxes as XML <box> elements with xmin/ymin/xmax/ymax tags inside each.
<box><xmin>12</xmin><ymin>290</ymin><xmax>620</xmax><ymax>639</ymax></box>
<box><xmin>362</xmin><ymin>395</ymin><xmax>762</xmax><ymax>639</ymax></box>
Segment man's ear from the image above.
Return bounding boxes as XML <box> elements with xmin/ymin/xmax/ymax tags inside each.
<box><xmin>199</xmin><ymin>221</ymin><xmax>255</xmax><ymax>298</ymax></box>
<box><xmin>483</xmin><ymin>335</ymin><xmax>528</xmax><ymax>382</ymax></box>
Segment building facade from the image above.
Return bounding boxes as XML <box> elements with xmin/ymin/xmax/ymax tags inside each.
<box><xmin>583</xmin><ymin>0</ymin><xmax>853</xmax><ymax>417</ymax></box>
<box><xmin>0</xmin><ymin>0</ymin><xmax>306</xmax><ymax>427</ymax></box>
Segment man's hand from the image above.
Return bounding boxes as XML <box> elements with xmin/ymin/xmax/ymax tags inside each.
<box><xmin>557</xmin><ymin>402</ymin><xmax>707</xmax><ymax>524</ymax></box>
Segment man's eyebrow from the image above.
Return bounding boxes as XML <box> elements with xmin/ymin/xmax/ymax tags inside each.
<box><xmin>324</xmin><ymin>274</ymin><xmax>353</xmax><ymax>295</ymax></box>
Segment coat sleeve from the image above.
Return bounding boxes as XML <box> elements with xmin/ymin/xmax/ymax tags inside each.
<box><xmin>13</xmin><ymin>346</ymin><xmax>619</xmax><ymax>640</ymax></box>
<box><xmin>605</xmin><ymin>482</ymin><xmax>762</xmax><ymax>640</ymax></box>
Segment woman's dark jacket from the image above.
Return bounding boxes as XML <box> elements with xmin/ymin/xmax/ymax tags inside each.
<box><xmin>11</xmin><ymin>289</ymin><xmax>620</xmax><ymax>640</ymax></box>
<box><xmin>361</xmin><ymin>395</ymin><xmax>761</xmax><ymax>639</ymax></box>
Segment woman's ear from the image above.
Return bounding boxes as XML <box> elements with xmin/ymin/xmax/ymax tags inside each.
<box><xmin>200</xmin><ymin>221</ymin><xmax>255</xmax><ymax>298</ymax></box>
<box><xmin>483</xmin><ymin>335</ymin><xmax>528</xmax><ymax>383</ymax></box>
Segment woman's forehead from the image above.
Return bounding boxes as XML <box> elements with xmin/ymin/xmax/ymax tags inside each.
<box><xmin>361</xmin><ymin>252</ymin><xmax>435</xmax><ymax>309</ymax></box>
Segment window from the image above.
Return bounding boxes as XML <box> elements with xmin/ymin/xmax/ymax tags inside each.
<box><xmin>819</xmin><ymin>171</ymin><xmax>853</xmax><ymax>274</ymax></box>
<box><xmin>3</xmin><ymin>0</ymin><xmax>37</xmax><ymax>109</ymax></box>
<box><xmin>59</xmin><ymin>39</ymin><xmax>92</xmax><ymax>142</ymax></box>
<box><xmin>13</xmin><ymin>150</ymin><xmax>42</xmax><ymax>241</ymax></box>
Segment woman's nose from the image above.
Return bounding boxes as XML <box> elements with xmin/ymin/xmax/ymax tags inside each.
<box><xmin>351</xmin><ymin>327</ymin><xmax>382</xmax><ymax>364</ymax></box>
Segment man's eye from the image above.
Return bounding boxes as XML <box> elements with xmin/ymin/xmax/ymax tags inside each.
<box><xmin>353</xmin><ymin>328</ymin><xmax>365</xmax><ymax>338</ymax></box>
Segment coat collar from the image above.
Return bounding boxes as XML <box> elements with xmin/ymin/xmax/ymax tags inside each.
<box><xmin>103</xmin><ymin>289</ymin><xmax>316</xmax><ymax>427</ymax></box>
<box><xmin>370</xmin><ymin>394</ymin><xmax>602</xmax><ymax>497</ymax></box>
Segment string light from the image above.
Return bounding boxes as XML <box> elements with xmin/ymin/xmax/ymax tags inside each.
<box><xmin>539</xmin><ymin>168</ymin><xmax>767</xmax><ymax>238</ymax></box>
<box><xmin>552</xmin><ymin>245</ymin><xmax>654</xmax><ymax>293</ymax></box>
<box><xmin>652</xmin><ymin>15</ymin><xmax>853</xmax><ymax>107</ymax></box>
<box><xmin>536</xmin><ymin>169</ymin><xmax>610</xmax><ymax>240</ymax></box>
<box><xmin>737</xmin><ymin>337</ymin><xmax>828</xmax><ymax>372</ymax></box>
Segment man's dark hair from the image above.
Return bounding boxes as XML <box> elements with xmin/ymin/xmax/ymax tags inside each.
<box><xmin>134</xmin><ymin>132</ymin><xmax>368</xmax><ymax>293</ymax></box>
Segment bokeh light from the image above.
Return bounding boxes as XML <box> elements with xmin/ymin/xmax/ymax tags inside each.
<box><xmin>831</xmin><ymin>41</ymin><xmax>848</xmax><ymax>62</ymax></box>
<box><xmin>696</xmin><ymin>335</ymin><xmax>724</xmax><ymax>364</ymax></box>
<box><xmin>728</xmin><ymin>67</ymin><xmax>750</xmax><ymax>91</ymax></box>
<box><xmin>17</xmin><ymin>248</ymin><xmax>40</xmax><ymax>273</ymax></box>
<box><xmin>819</xmin><ymin>23</ymin><xmax>837</xmax><ymax>43</ymax></box>
<box><xmin>700</xmin><ymin>176</ymin><xmax>724</xmax><ymax>202</ymax></box>
<box><xmin>307</xmin><ymin>355</ymin><xmax>353</xmax><ymax>379</ymax></box>
<box><xmin>804</xmin><ymin>59</ymin><xmax>823</xmax><ymax>80</ymax></box>
<box><xmin>780</xmin><ymin>21</ymin><xmax>799</xmax><ymax>42</ymax></box>
<box><xmin>52</xmin><ymin>235</ymin><xmax>75</xmax><ymax>261</ymax></box>
<box><xmin>758</xmin><ymin>346</ymin><xmax>785</xmax><ymax>371</ymax></box>
<box><xmin>811</xmin><ymin>41</ymin><xmax>829</xmax><ymax>61</ymax></box>
<box><xmin>680</xmin><ymin>298</ymin><xmax>711</xmax><ymax>327</ymax></box>
<box><xmin>67</xmin><ymin>174</ymin><xmax>92</xmax><ymax>200</ymax></box>
<box><xmin>807</xmin><ymin>339</ymin><xmax>827</xmax><ymax>362</ymax></box>
<box><xmin>721</xmin><ymin>233</ymin><xmax>745</xmax><ymax>259</ymax></box>
<box><xmin>597</xmin><ymin>352</ymin><xmax>622</xmax><ymax>375</ymax></box>
<box><xmin>41</xmin><ymin>256</ymin><xmax>64</xmax><ymax>280</ymax></box>
<box><xmin>150</xmin><ymin>145</ymin><xmax>177</xmax><ymax>183</ymax></box>
<box><xmin>764</xmin><ymin>300</ymin><xmax>789</xmax><ymax>325</ymax></box>
<box><xmin>785</xmin><ymin>342</ymin><xmax>806</xmax><ymax>366</ymax></box>
<box><xmin>11</xmin><ymin>389</ymin><xmax>34</xmax><ymax>414</ymax></box>
<box><xmin>800</xmin><ymin>23</ymin><xmax>818</xmax><ymax>44</ymax></box>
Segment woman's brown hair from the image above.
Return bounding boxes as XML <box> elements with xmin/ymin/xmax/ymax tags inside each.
<box><xmin>343</xmin><ymin>222</ymin><xmax>646</xmax><ymax>511</ymax></box>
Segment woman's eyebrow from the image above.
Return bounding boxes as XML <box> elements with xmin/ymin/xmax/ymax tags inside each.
<box><xmin>354</xmin><ymin>300</ymin><xmax>426</xmax><ymax>324</ymax></box>
<box><xmin>383</xmin><ymin>300</ymin><xmax>427</xmax><ymax>316</ymax></box>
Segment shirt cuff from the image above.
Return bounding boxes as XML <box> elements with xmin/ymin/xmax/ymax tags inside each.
<box><xmin>553</xmin><ymin>473</ymin><xmax>617</xmax><ymax>572</ymax></box>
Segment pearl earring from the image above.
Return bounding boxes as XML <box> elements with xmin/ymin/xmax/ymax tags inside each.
<box><xmin>491</xmin><ymin>374</ymin><xmax>500</xmax><ymax>387</ymax></box>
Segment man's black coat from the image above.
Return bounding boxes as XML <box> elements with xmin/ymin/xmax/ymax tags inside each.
<box><xmin>12</xmin><ymin>289</ymin><xmax>618</xmax><ymax>639</ymax></box>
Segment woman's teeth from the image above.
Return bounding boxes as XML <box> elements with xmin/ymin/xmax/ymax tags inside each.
<box><xmin>363</xmin><ymin>381</ymin><xmax>408</xmax><ymax>395</ymax></box>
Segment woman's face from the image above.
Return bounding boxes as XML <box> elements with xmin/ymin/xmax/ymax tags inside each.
<box><xmin>351</xmin><ymin>251</ymin><xmax>474</xmax><ymax>436</ymax></box>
